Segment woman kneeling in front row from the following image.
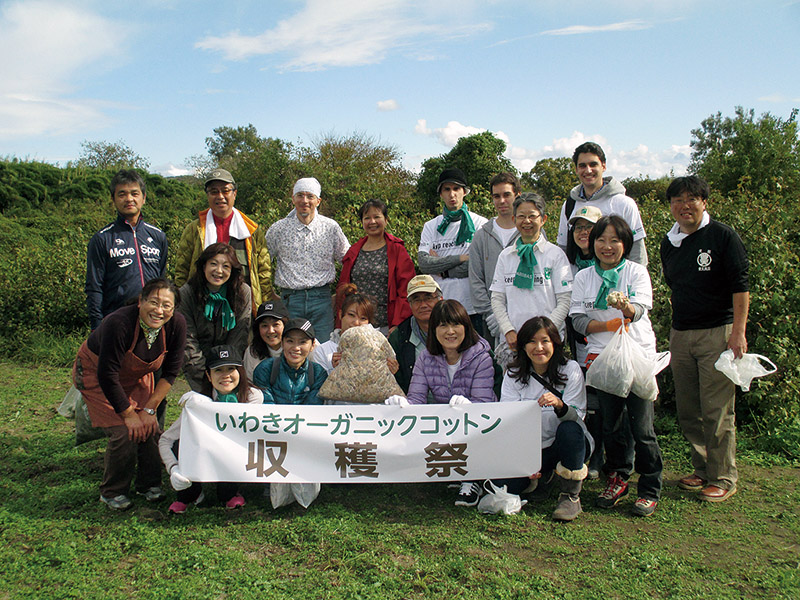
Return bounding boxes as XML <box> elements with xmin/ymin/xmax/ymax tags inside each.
<box><xmin>496</xmin><ymin>316</ymin><xmax>593</xmax><ymax>522</ymax></box>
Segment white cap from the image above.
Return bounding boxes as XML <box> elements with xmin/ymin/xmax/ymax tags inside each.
<box><xmin>293</xmin><ymin>177</ymin><xmax>321</xmax><ymax>198</ymax></box>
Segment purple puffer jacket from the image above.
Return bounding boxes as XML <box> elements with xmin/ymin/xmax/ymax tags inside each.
<box><xmin>406</xmin><ymin>337</ymin><xmax>497</xmax><ymax>404</ymax></box>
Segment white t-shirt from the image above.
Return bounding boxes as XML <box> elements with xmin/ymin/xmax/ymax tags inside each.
<box><xmin>494</xmin><ymin>219</ymin><xmax>518</xmax><ymax>247</ymax></box>
<box><xmin>419</xmin><ymin>211</ymin><xmax>488</xmax><ymax>314</ymax></box>
<box><xmin>490</xmin><ymin>238</ymin><xmax>572</xmax><ymax>334</ymax></box>
<box><xmin>500</xmin><ymin>360</ymin><xmax>588</xmax><ymax>449</ymax></box>
<box><xmin>569</xmin><ymin>261</ymin><xmax>656</xmax><ymax>357</ymax></box>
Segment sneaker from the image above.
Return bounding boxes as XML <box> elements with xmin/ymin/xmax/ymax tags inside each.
<box><xmin>225</xmin><ymin>493</ymin><xmax>246</xmax><ymax>510</ymax></box>
<box><xmin>100</xmin><ymin>494</ymin><xmax>132</xmax><ymax>511</ymax></box>
<box><xmin>169</xmin><ymin>492</ymin><xmax>205</xmax><ymax>515</ymax></box>
<box><xmin>631</xmin><ymin>497</ymin><xmax>658</xmax><ymax>517</ymax></box>
<box><xmin>136</xmin><ymin>487</ymin><xmax>165</xmax><ymax>502</ymax></box>
<box><xmin>595</xmin><ymin>473</ymin><xmax>629</xmax><ymax>508</ymax></box>
<box><xmin>455</xmin><ymin>482</ymin><xmax>483</xmax><ymax>507</ymax></box>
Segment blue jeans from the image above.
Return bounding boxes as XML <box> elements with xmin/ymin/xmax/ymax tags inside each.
<box><xmin>283</xmin><ymin>285</ymin><xmax>335</xmax><ymax>343</ymax></box>
<box><xmin>493</xmin><ymin>420</ymin><xmax>588</xmax><ymax>495</ymax></box>
<box><xmin>597</xmin><ymin>389</ymin><xmax>663</xmax><ymax>501</ymax></box>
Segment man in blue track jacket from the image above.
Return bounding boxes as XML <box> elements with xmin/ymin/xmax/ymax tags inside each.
<box><xmin>85</xmin><ymin>170</ymin><xmax>168</xmax><ymax>330</ymax></box>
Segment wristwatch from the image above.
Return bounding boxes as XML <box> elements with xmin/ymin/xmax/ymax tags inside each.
<box><xmin>142</xmin><ymin>407</ymin><xmax>156</xmax><ymax>415</ymax></box>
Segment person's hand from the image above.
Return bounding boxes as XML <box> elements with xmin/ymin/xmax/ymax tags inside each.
<box><xmin>429</xmin><ymin>249</ymin><xmax>439</xmax><ymax>257</ymax></box>
<box><xmin>385</xmin><ymin>395</ymin><xmax>409</xmax><ymax>406</ymax></box>
<box><xmin>169</xmin><ymin>466</ymin><xmax>192</xmax><ymax>491</ymax></box>
<box><xmin>331</xmin><ymin>352</ymin><xmax>342</xmax><ymax>368</ymax></box>
<box><xmin>122</xmin><ymin>409</ymin><xmax>157</xmax><ymax>442</ymax></box>
<box><xmin>537</xmin><ymin>391</ymin><xmax>563</xmax><ymax>411</ymax></box>
<box><xmin>606</xmin><ymin>293</ymin><xmax>629</xmax><ymax>311</ymax></box>
<box><xmin>727</xmin><ymin>330</ymin><xmax>748</xmax><ymax>359</ymax></box>
<box><xmin>387</xmin><ymin>358</ymin><xmax>399</xmax><ymax>374</ymax></box>
<box><xmin>459</xmin><ymin>254</ymin><xmax>469</xmax><ymax>263</ymax></box>
<box><xmin>505</xmin><ymin>330</ymin><xmax>518</xmax><ymax>351</ymax></box>
<box><xmin>139</xmin><ymin>410</ymin><xmax>160</xmax><ymax>438</ymax></box>
<box><xmin>603</xmin><ymin>318</ymin><xmax>631</xmax><ymax>332</ymax></box>
<box><xmin>449</xmin><ymin>395</ymin><xmax>471</xmax><ymax>406</ymax></box>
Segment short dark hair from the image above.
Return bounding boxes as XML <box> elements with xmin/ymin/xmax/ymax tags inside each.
<box><xmin>572</xmin><ymin>142</ymin><xmax>606</xmax><ymax>166</ymax></box>
<box><xmin>589</xmin><ymin>215</ymin><xmax>634</xmax><ymax>260</ymax></box>
<box><xmin>506</xmin><ymin>316</ymin><xmax>568</xmax><ymax>387</ymax></box>
<box><xmin>427</xmin><ymin>299</ymin><xmax>480</xmax><ymax>356</ymax></box>
<box><xmin>513</xmin><ymin>192</ymin><xmax>546</xmax><ymax>218</ymax></box>
<box><xmin>666</xmin><ymin>176</ymin><xmax>710</xmax><ymax>202</ymax></box>
<box><xmin>358</xmin><ymin>198</ymin><xmax>388</xmax><ymax>220</ymax></box>
<box><xmin>489</xmin><ymin>172</ymin><xmax>521</xmax><ymax>194</ymax></box>
<box><xmin>140</xmin><ymin>277</ymin><xmax>180</xmax><ymax>306</ymax></box>
<box><xmin>110</xmin><ymin>169</ymin><xmax>146</xmax><ymax>197</ymax></box>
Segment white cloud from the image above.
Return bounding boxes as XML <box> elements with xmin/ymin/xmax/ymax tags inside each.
<box><xmin>413</xmin><ymin>119</ymin><xmax>689</xmax><ymax>179</ymax></box>
<box><xmin>0</xmin><ymin>1</ymin><xmax>121</xmax><ymax>138</ymax></box>
<box><xmin>377</xmin><ymin>99</ymin><xmax>399</xmax><ymax>111</ymax></box>
<box><xmin>155</xmin><ymin>163</ymin><xmax>193</xmax><ymax>177</ymax></box>
<box><xmin>195</xmin><ymin>0</ymin><xmax>491</xmax><ymax>71</ymax></box>
<box><xmin>541</xmin><ymin>20</ymin><xmax>652</xmax><ymax>36</ymax></box>
<box><xmin>758</xmin><ymin>93</ymin><xmax>800</xmax><ymax>103</ymax></box>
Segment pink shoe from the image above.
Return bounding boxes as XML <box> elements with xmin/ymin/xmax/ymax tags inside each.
<box><xmin>225</xmin><ymin>493</ymin><xmax>246</xmax><ymax>510</ymax></box>
<box><xmin>169</xmin><ymin>492</ymin><xmax>204</xmax><ymax>514</ymax></box>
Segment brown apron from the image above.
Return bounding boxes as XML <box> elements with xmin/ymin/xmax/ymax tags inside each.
<box><xmin>73</xmin><ymin>323</ymin><xmax>166</xmax><ymax>428</ymax></box>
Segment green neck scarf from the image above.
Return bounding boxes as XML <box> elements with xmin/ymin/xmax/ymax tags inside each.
<box><xmin>215</xmin><ymin>391</ymin><xmax>239</xmax><ymax>403</ymax></box>
<box><xmin>437</xmin><ymin>203</ymin><xmax>475</xmax><ymax>246</ymax></box>
<box><xmin>204</xmin><ymin>283</ymin><xmax>236</xmax><ymax>331</ymax></box>
<box><xmin>594</xmin><ymin>259</ymin><xmax>626</xmax><ymax>310</ymax></box>
<box><xmin>575</xmin><ymin>254</ymin><xmax>595</xmax><ymax>271</ymax></box>
<box><xmin>513</xmin><ymin>237</ymin><xmax>539</xmax><ymax>289</ymax></box>
<box><xmin>138</xmin><ymin>319</ymin><xmax>161</xmax><ymax>350</ymax></box>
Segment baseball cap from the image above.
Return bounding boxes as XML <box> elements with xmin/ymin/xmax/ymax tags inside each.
<box><xmin>283</xmin><ymin>318</ymin><xmax>316</xmax><ymax>341</ymax></box>
<box><xmin>206</xmin><ymin>345</ymin><xmax>243</xmax><ymax>370</ymax></box>
<box><xmin>568</xmin><ymin>205</ymin><xmax>603</xmax><ymax>226</ymax></box>
<box><xmin>205</xmin><ymin>168</ymin><xmax>235</xmax><ymax>188</ymax></box>
<box><xmin>255</xmin><ymin>299</ymin><xmax>290</xmax><ymax>323</ymax></box>
<box><xmin>437</xmin><ymin>167</ymin><xmax>470</xmax><ymax>195</ymax></box>
<box><xmin>407</xmin><ymin>274</ymin><xmax>441</xmax><ymax>297</ymax></box>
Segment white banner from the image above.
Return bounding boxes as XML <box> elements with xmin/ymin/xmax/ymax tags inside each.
<box><xmin>178</xmin><ymin>400</ymin><xmax>541</xmax><ymax>483</ymax></box>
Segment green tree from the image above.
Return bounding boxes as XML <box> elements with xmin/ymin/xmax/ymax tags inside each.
<box><xmin>521</xmin><ymin>157</ymin><xmax>575</xmax><ymax>205</ymax></box>
<box><xmin>416</xmin><ymin>132</ymin><xmax>516</xmax><ymax>216</ymax></box>
<box><xmin>77</xmin><ymin>140</ymin><xmax>150</xmax><ymax>171</ymax></box>
<box><xmin>688</xmin><ymin>106</ymin><xmax>800</xmax><ymax>197</ymax></box>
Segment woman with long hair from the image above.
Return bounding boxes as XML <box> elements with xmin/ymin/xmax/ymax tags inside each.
<box><xmin>244</xmin><ymin>299</ymin><xmax>290</xmax><ymax>381</ymax></box>
<box><xmin>498</xmin><ymin>316</ymin><xmax>593</xmax><ymax>521</ymax></box>
<box><xmin>178</xmin><ymin>242</ymin><xmax>251</xmax><ymax>394</ymax></box>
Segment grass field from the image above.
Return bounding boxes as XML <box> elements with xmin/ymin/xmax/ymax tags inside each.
<box><xmin>1</xmin><ymin>362</ymin><xmax>798</xmax><ymax>599</ymax></box>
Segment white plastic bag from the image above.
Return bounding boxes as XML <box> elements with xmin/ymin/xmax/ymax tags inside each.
<box><xmin>270</xmin><ymin>482</ymin><xmax>321</xmax><ymax>509</ymax></box>
<box><xmin>585</xmin><ymin>326</ymin><xmax>635</xmax><ymax>397</ymax></box>
<box><xmin>631</xmin><ymin>351</ymin><xmax>671</xmax><ymax>402</ymax></box>
<box><xmin>57</xmin><ymin>385</ymin><xmax>81</xmax><ymax>418</ymax></box>
<box><xmin>714</xmin><ymin>350</ymin><xmax>777</xmax><ymax>392</ymax></box>
<box><xmin>477</xmin><ymin>481</ymin><xmax>527</xmax><ymax>515</ymax></box>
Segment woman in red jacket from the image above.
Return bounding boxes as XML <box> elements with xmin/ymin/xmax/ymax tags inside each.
<box><xmin>336</xmin><ymin>199</ymin><xmax>416</xmax><ymax>334</ymax></box>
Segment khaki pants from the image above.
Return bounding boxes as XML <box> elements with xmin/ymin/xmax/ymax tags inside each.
<box><xmin>670</xmin><ymin>324</ymin><xmax>737</xmax><ymax>489</ymax></box>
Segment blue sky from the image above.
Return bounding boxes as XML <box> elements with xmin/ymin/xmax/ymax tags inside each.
<box><xmin>1</xmin><ymin>0</ymin><xmax>798</xmax><ymax>180</ymax></box>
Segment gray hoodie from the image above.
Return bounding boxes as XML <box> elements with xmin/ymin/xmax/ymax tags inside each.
<box><xmin>557</xmin><ymin>176</ymin><xmax>648</xmax><ymax>266</ymax></box>
<box><xmin>468</xmin><ymin>218</ymin><xmax>520</xmax><ymax>317</ymax></box>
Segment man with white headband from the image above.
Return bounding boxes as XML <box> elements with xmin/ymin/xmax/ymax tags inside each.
<box><xmin>266</xmin><ymin>177</ymin><xmax>350</xmax><ymax>342</ymax></box>
<box><xmin>174</xmin><ymin>168</ymin><xmax>273</xmax><ymax>310</ymax></box>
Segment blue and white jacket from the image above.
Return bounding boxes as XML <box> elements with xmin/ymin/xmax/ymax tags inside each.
<box><xmin>85</xmin><ymin>214</ymin><xmax>168</xmax><ymax>329</ymax></box>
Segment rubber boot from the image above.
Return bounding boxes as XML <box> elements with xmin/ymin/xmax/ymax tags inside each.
<box><xmin>552</xmin><ymin>463</ymin><xmax>587</xmax><ymax>522</ymax></box>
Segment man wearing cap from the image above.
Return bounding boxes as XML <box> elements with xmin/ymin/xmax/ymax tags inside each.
<box><xmin>418</xmin><ymin>167</ymin><xmax>488</xmax><ymax>327</ymax></box>
<box><xmin>661</xmin><ymin>176</ymin><xmax>749</xmax><ymax>503</ymax></box>
<box><xmin>469</xmin><ymin>172</ymin><xmax>521</xmax><ymax>347</ymax></box>
<box><xmin>266</xmin><ymin>177</ymin><xmax>350</xmax><ymax>343</ymax></box>
<box><xmin>85</xmin><ymin>169</ymin><xmax>168</xmax><ymax>330</ymax></box>
<box><xmin>174</xmin><ymin>168</ymin><xmax>273</xmax><ymax>309</ymax></box>
<box><xmin>557</xmin><ymin>142</ymin><xmax>648</xmax><ymax>266</ymax></box>
<box><xmin>388</xmin><ymin>275</ymin><xmax>443</xmax><ymax>393</ymax></box>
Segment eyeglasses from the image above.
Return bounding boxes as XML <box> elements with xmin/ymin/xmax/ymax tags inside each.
<box><xmin>207</xmin><ymin>187</ymin><xmax>234</xmax><ymax>196</ymax></box>
<box><xmin>515</xmin><ymin>213</ymin><xmax>541</xmax><ymax>222</ymax></box>
<box><xmin>670</xmin><ymin>196</ymin><xmax>703</xmax><ymax>206</ymax></box>
<box><xmin>574</xmin><ymin>224</ymin><xmax>593</xmax><ymax>233</ymax></box>
<box><xmin>144</xmin><ymin>298</ymin><xmax>174</xmax><ymax>312</ymax></box>
<box><xmin>409</xmin><ymin>294</ymin><xmax>440</xmax><ymax>305</ymax></box>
